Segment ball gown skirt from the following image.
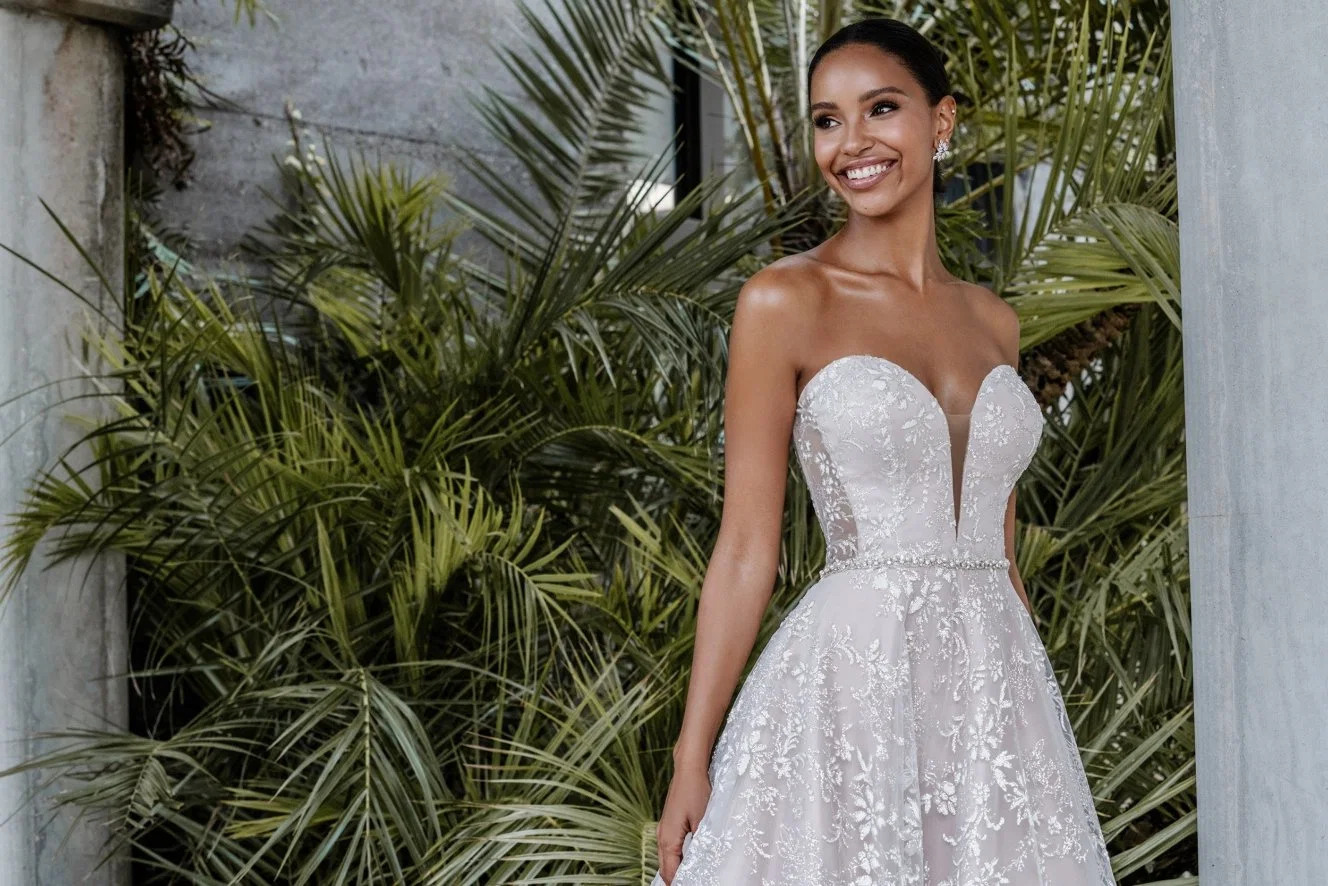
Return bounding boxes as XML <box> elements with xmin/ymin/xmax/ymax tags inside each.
<box><xmin>650</xmin><ymin>355</ymin><xmax>1115</xmax><ymax>886</ymax></box>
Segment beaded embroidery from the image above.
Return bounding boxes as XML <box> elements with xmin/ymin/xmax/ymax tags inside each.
<box><xmin>657</xmin><ymin>354</ymin><xmax>1113</xmax><ymax>886</ymax></box>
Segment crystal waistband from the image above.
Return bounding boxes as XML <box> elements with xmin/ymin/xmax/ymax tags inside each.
<box><xmin>820</xmin><ymin>550</ymin><xmax>1009</xmax><ymax>578</ymax></box>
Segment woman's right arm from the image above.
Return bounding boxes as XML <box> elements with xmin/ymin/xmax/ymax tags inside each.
<box><xmin>655</xmin><ymin>269</ymin><xmax>806</xmax><ymax>883</ymax></box>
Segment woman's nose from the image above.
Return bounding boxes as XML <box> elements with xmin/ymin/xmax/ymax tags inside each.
<box><xmin>841</xmin><ymin>118</ymin><xmax>873</xmax><ymax>154</ymax></box>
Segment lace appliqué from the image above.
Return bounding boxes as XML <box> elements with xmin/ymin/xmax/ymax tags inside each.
<box><xmin>658</xmin><ymin>356</ymin><xmax>1114</xmax><ymax>886</ymax></box>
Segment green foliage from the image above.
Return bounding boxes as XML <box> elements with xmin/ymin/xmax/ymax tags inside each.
<box><xmin>125</xmin><ymin>2</ymin><xmax>277</xmax><ymax>186</ymax></box>
<box><xmin>1</xmin><ymin>0</ymin><xmax>1192</xmax><ymax>883</ymax></box>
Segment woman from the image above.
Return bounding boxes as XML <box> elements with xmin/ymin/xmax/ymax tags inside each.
<box><xmin>651</xmin><ymin>17</ymin><xmax>1114</xmax><ymax>886</ymax></box>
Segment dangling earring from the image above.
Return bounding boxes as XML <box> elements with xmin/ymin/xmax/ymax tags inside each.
<box><xmin>933</xmin><ymin>139</ymin><xmax>951</xmax><ymax>162</ymax></box>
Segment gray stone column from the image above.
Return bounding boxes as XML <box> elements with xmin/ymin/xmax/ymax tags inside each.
<box><xmin>1173</xmin><ymin>1</ymin><xmax>1328</xmax><ymax>883</ymax></box>
<box><xmin>0</xmin><ymin>1</ymin><xmax>170</xmax><ymax>883</ymax></box>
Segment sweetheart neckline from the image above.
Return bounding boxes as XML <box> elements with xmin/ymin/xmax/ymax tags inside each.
<box><xmin>795</xmin><ymin>353</ymin><xmax>1016</xmax><ymax>417</ymax></box>
<box><xmin>793</xmin><ymin>353</ymin><xmax>1019</xmax><ymax>546</ymax></box>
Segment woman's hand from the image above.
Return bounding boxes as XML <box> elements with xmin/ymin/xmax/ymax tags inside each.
<box><xmin>655</xmin><ymin>763</ymin><xmax>712</xmax><ymax>885</ymax></box>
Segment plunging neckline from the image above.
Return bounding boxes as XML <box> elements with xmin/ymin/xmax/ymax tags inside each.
<box><xmin>794</xmin><ymin>353</ymin><xmax>1014</xmax><ymax>545</ymax></box>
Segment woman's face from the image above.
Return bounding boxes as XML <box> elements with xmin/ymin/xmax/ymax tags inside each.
<box><xmin>809</xmin><ymin>43</ymin><xmax>953</xmax><ymax>216</ymax></box>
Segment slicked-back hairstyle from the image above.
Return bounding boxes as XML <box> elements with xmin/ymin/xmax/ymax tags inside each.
<box><xmin>807</xmin><ymin>17</ymin><xmax>952</xmax><ymax>195</ymax></box>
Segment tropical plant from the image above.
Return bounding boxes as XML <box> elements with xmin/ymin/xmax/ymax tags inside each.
<box><xmin>431</xmin><ymin>2</ymin><xmax>1193</xmax><ymax>880</ymax></box>
<box><xmin>1</xmin><ymin>0</ymin><xmax>1192</xmax><ymax>883</ymax></box>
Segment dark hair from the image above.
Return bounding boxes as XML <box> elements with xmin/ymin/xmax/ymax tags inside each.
<box><xmin>807</xmin><ymin>17</ymin><xmax>953</xmax><ymax>196</ymax></box>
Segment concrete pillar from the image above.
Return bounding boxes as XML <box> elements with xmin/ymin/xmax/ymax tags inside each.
<box><xmin>0</xmin><ymin>1</ymin><xmax>170</xmax><ymax>883</ymax></box>
<box><xmin>1172</xmin><ymin>1</ymin><xmax>1328</xmax><ymax>883</ymax></box>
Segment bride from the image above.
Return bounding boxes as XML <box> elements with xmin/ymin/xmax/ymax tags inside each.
<box><xmin>651</xmin><ymin>16</ymin><xmax>1115</xmax><ymax>886</ymax></box>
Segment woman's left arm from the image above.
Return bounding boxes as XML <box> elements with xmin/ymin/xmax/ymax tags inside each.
<box><xmin>1004</xmin><ymin>489</ymin><xmax>1034</xmax><ymax>620</ymax></box>
<box><xmin>991</xmin><ymin>289</ymin><xmax>1035</xmax><ymax>620</ymax></box>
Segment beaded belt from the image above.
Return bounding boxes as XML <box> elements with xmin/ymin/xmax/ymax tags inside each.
<box><xmin>820</xmin><ymin>550</ymin><xmax>1009</xmax><ymax>579</ymax></box>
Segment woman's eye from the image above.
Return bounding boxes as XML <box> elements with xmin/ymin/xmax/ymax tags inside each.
<box><xmin>812</xmin><ymin>102</ymin><xmax>893</xmax><ymax>129</ymax></box>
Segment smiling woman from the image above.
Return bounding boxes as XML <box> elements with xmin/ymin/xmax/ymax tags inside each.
<box><xmin>650</xmin><ymin>16</ymin><xmax>1116</xmax><ymax>886</ymax></box>
<box><xmin>807</xmin><ymin>29</ymin><xmax>954</xmax><ymax>204</ymax></box>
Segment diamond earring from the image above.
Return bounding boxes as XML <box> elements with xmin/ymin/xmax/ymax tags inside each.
<box><xmin>933</xmin><ymin>139</ymin><xmax>951</xmax><ymax>162</ymax></box>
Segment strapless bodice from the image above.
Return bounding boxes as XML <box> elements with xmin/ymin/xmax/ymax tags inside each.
<box><xmin>658</xmin><ymin>354</ymin><xmax>1114</xmax><ymax>886</ymax></box>
<box><xmin>793</xmin><ymin>354</ymin><xmax>1046</xmax><ymax>567</ymax></box>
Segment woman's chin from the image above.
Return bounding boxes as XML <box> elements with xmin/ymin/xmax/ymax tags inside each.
<box><xmin>845</xmin><ymin>193</ymin><xmax>900</xmax><ymax>217</ymax></box>
<box><xmin>840</xmin><ymin>182</ymin><xmax>926</xmax><ymax>216</ymax></box>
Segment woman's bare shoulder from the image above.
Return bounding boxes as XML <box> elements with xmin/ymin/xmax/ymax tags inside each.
<box><xmin>960</xmin><ymin>282</ymin><xmax>1021</xmax><ymax>359</ymax></box>
<box><xmin>733</xmin><ymin>254</ymin><xmax>828</xmax><ymax>335</ymax></box>
<box><xmin>957</xmin><ymin>280</ymin><xmax>1004</xmax><ymax>305</ymax></box>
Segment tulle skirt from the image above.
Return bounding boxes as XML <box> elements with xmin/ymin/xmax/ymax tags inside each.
<box><xmin>651</xmin><ymin>563</ymin><xmax>1115</xmax><ymax>886</ymax></box>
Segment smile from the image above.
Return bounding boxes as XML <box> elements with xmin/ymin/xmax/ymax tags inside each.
<box><xmin>840</xmin><ymin>160</ymin><xmax>897</xmax><ymax>189</ymax></box>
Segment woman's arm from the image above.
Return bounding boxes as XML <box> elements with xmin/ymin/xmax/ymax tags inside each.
<box><xmin>996</xmin><ymin>295</ymin><xmax>1036</xmax><ymax>620</ymax></box>
<box><xmin>1004</xmin><ymin>489</ymin><xmax>1035</xmax><ymax>619</ymax></box>
<box><xmin>671</xmin><ymin>270</ymin><xmax>805</xmax><ymax>770</ymax></box>
<box><xmin>656</xmin><ymin>268</ymin><xmax>805</xmax><ymax>881</ymax></box>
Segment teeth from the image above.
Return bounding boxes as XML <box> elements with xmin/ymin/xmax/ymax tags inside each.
<box><xmin>845</xmin><ymin>161</ymin><xmax>893</xmax><ymax>180</ymax></box>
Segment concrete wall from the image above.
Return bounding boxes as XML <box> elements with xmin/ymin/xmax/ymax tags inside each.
<box><xmin>158</xmin><ymin>0</ymin><xmax>569</xmax><ymax>265</ymax></box>
<box><xmin>156</xmin><ymin>1</ymin><xmax>730</xmax><ymax>268</ymax></box>
<box><xmin>1172</xmin><ymin>0</ymin><xmax>1328</xmax><ymax>882</ymax></box>
<box><xmin>0</xmin><ymin>3</ymin><xmax>168</xmax><ymax>882</ymax></box>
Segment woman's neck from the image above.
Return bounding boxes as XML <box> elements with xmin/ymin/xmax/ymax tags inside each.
<box><xmin>821</xmin><ymin>190</ymin><xmax>950</xmax><ymax>286</ymax></box>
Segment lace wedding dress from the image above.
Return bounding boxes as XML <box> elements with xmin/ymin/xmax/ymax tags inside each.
<box><xmin>652</xmin><ymin>354</ymin><xmax>1115</xmax><ymax>886</ymax></box>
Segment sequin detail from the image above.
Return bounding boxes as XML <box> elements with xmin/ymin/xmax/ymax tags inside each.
<box><xmin>820</xmin><ymin>549</ymin><xmax>1010</xmax><ymax>578</ymax></box>
<box><xmin>653</xmin><ymin>354</ymin><xmax>1114</xmax><ymax>886</ymax></box>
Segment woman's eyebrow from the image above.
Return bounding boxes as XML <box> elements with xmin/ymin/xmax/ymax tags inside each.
<box><xmin>810</xmin><ymin>85</ymin><xmax>908</xmax><ymax>112</ymax></box>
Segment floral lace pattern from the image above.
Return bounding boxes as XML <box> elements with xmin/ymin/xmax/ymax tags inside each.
<box><xmin>654</xmin><ymin>355</ymin><xmax>1114</xmax><ymax>886</ymax></box>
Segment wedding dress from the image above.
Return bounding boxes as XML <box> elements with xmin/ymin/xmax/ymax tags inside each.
<box><xmin>652</xmin><ymin>354</ymin><xmax>1115</xmax><ymax>886</ymax></box>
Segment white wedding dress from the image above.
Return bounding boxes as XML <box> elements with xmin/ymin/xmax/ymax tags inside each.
<box><xmin>653</xmin><ymin>354</ymin><xmax>1115</xmax><ymax>886</ymax></box>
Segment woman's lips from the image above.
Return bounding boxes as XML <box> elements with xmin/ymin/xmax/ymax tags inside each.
<box><xmin>839</xmin><ymin>159</ymin><xmax>897</xmax><ymax>190</ymax></box>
